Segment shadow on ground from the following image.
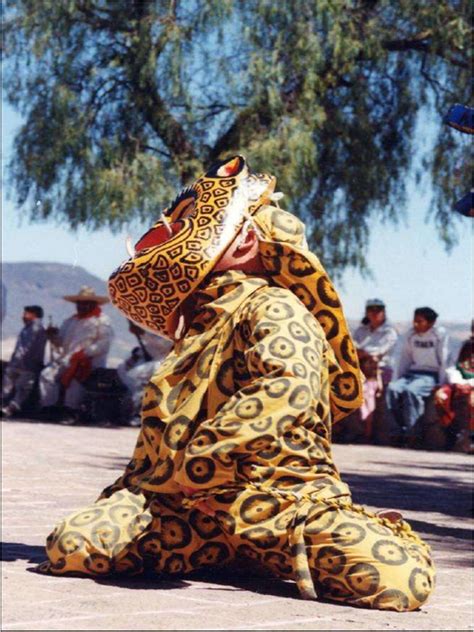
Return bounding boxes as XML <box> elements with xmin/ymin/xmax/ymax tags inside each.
<box><xmin>371</xmin><ymin>461</ymin><xmax>473</xmax><ymax>474</ymax></box>
<box><xmin>1</xmin><ymin>542</ymin><xmax>45</xmax><ymax>564</ymax></box>
<box><xmin>0</xmin><ymin>542</ymin><xmax>301</xmax><ymax>601</ymax></box>
<box><xmin>39</xmin><ymin>561</ymin><xmax>300</xmax><ymax>600</ymax></box>
<box><xmin>0</xmin><ymin>539</ymin><xmax>299</xmax><ymax>600</ymax></box>
<box><xmin>343</xmin><ymin>469</ymin><xmax>472</xmax><ymax>519</ymax></box>
<box><xmin>86</xmin><ymin>452</ymin><xmax>473</xmax><ymax>519</ymax></box>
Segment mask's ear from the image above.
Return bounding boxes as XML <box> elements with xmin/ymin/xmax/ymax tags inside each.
<box><xmin>217</xmin><ymin>156</ymin><xmax>241</xmax><ymax>177</ymax></box>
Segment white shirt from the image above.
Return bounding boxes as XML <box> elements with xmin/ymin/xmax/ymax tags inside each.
<box><xmin>353</xmin><ymin>321</ymin><xmax>398</xmax><ymax>367</ymax></box>
<box><xmin>55</xmin><ymin>312</ymin><xmax>114</xmax><ymax>368</ymax></box>
<box><xmin>394</xmin><ymin>325</ymin><xmax>449</xmax><ymax>383</ymax></box>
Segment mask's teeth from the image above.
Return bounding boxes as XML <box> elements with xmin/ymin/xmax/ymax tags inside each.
<box><xmin>161</xmin><ymin>213</ymin><xmax>173</xmax><ymax>236</ymax></box>
<box><xmin>174</xmin><ymin>313</ymin><xmax>186</xmax><ymax>341</ymax></box>
<box><xmin>125</xmin><ymin>236</ymin><xmax>135</xmax><ymax>257</ymax></box>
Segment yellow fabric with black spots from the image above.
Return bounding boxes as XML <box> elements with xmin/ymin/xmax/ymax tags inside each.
<box><xmin>40</xmin><ymin>271</ymin><xmax>434</xmax><ymax>611</ymax></box>
<box><xmin>254</xmin><ymin>205</ymin><xmax>363</xmax><ymax>423</ymax></box>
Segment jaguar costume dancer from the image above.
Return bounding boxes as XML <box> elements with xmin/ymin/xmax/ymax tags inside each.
<box><xmin>39</xmin><ymin>156</ymin><xmax>434</xmax><ymax>611</ymax></box>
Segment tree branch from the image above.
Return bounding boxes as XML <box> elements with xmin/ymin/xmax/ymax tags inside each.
<box><xmin>382</xmin><ymin>32</ymin><xmax>469</xmax><ymax>69</ymax></box>
<box><xmin>122</xmin><ymin>19</ymin><xmax>198</xmax><ymax>181</ymax></box>
<box><xmin>75</xmin><ymin>0</ymin><xmax>133</xmax><ymax>33</ymax></box>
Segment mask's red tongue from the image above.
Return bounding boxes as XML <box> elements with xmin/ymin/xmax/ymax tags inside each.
<box><xmin>135</xmin><ymin>221</ymin><xmax>182</xmax><ymax>252</ymax></box>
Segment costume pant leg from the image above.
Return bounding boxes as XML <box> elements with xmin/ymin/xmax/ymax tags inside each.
<box><xmin>212</xmin><ymin>492</ymin><xmax>434</xmax><ymax>612</ymax></box>
<box><xmin>304</xmin><ymin>503</ymin><xmax>435</xmax><ymax>611</ymax></box>
<box><xmin>400</xmin><ymin>375</ymin><xmax>437</xmax><ymax>431</ymax></box>
<box><xmin>40</xmin><ymin>489</ymin><xmax>234</xmax><ymax>577</ymax></box>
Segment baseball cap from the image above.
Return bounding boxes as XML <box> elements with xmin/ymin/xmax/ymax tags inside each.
<box><xmin>365</xmin><ymin>298</ymin><xmax>385</xmax><ymax>308</ymax></box>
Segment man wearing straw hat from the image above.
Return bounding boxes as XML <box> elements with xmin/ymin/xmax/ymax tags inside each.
<box><xmin>39</xmin><ymin>286</ymin><xmax>113</xmax><ymax>417</ymax></box>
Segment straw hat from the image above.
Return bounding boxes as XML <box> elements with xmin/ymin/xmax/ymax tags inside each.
<box><xmin>63</xmin><ymin>285</ymin><xmax>109</xmax><ymax>305</ymax></box>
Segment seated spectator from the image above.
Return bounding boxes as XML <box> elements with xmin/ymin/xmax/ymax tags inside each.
<box><xmin>39</xmin><ymin>286</ymin><xmax>113</xmax><ymax>420</ymax></box>
<box><xmin>116</xmin><ymin>321</ymin><xmax>173</xmax><ymax>425</ymax></box>
<box><xmin>1</xmin><ymin>305</ymin><xmax>46</xmax><ymax>417</ymax></box>
<box><xmin>434</xmin><ymin>322</ymin><xmax>473</xmax><ymax>452</ymax></box>
<box><xmin>353</xmin><ymin>298</ymin><xmax>398</xmax><ymax>439</ymax></box>
<box><xmin>386</xmin><ymin>307</ymin><xmax>449</xmax><ymax>446</ymax></box>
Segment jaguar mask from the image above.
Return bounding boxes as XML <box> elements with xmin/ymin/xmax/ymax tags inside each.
<box><xmin>108</xmin><ymin>156</ymin><xmax>276</xmax><ymax>339</ymax></box>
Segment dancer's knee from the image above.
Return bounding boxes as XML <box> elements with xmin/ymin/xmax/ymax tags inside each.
<box><xmin>305</xmin><ymin>507</ymin><xmax>435</xmax><ymax>611</ymax></box>
<box><xmin>310</xmin><ymin>547</ymin><xmax>434</xmax><ymax>611</ymax></box>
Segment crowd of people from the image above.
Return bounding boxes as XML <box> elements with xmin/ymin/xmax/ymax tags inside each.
<box><xmin>334</xmin><ymin>299</ymin><xmax>473</xmax><ymax>453</ymax></box>
<box><xmin>0</xmin><ymin>285</ymin><xmax>171</xmax><ymax>425</ymax></box>
<box><xmin>1</xmin><ymin>285</ymin><xmax>472</xmax><ymax>451</ymax></box>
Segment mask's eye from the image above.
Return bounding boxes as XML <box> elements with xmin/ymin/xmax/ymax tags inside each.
<box><xmin>135</xmin><ymin>221</ymin><xmax>183</xmax><ymax>252</ymax></box>
<box><xmin>170</xmin><ymin>196</ymin><xmax>195</xmax><ymax>221</ymax></box>
<box><xmin>167</xmin><ymin>187</ymin><xmax>197</xmax><ymax>222</ymax></box>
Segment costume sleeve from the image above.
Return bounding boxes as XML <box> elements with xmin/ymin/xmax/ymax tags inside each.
<box><xmin>174</xmin><ymin>292</ymin><xmax>327</xmax><ymax>490</ymax></box>
<box><xmin>84</xmin><ymin>318</ymin><xmax>114</xmax><ymax>358</ymax></box>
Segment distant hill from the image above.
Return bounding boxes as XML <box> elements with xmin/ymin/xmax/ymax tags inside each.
<box><xmin>1</xmin><ymin>262</ymin><xmax>138</xmax><ymax>365</ymax></box>
<box><xmin>1</xmin><ymin>261</ymin><xmax>470</xmax><ymax>364</ymax></box>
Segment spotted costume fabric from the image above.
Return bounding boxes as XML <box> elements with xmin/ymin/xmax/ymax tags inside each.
<box><xmin>40</xmin><ymin>269</ymin><xmax>434</xmax><ymax>611</ymax></box>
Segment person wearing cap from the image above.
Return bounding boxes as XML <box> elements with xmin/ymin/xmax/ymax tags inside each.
<box><xmin>1</xmin><ymin>305</ymin><xmax>46</xmax><ymax>417</ymax></box>
<box><xmin>38</xmin><ymin>157</ymin><xmax>434</xmax><ymax>611</ymax></box>
<box><xmin>38</xmin><ymin>286</ymin><xmax>114</xmax><ymax>415</ymax></box>
<box><xmin>350</xmin><ymin>299</ymin><xmax>398</xmax><ymax>439</ymax></box>
<box><xmin>386</xmin><ymin>307</ymin><xmax>449</xmax><ymax>446</ymax></box>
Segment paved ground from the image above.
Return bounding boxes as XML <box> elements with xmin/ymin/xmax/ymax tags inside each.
<box><xmin>1</xmin><ymin>419</ymin><xmax>473</xmax><ymax>631</ymax></box>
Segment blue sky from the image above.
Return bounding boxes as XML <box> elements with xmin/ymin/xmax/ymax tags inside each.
<box><xmin>2</xmin><ymin>101</ymin><xmax>472</xmax><ymax>324</ymax></box>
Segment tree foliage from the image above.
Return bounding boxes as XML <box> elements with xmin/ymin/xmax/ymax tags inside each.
<box><xmin>3</xmin><ymin>0</ymin><xmax>472</xmax><ymax>275</ymax></box>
